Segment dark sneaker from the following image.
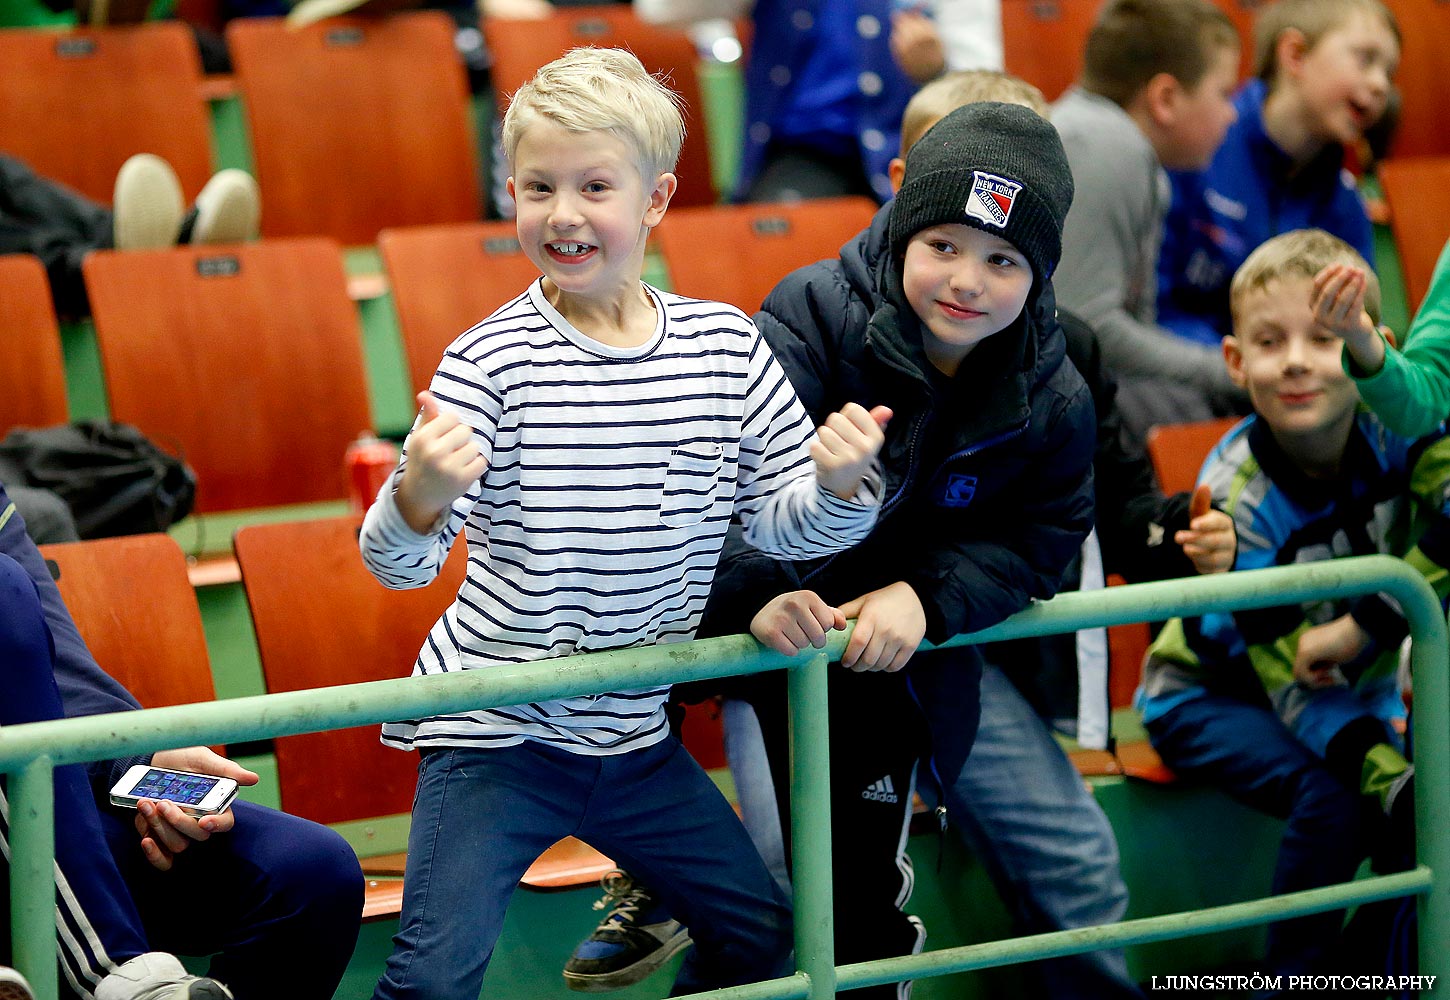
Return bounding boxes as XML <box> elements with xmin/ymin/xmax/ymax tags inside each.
<box><xmin>0</xmin><ymin>966</ymin><xmax>35</xmax><ymax>1000</ymax></box>
<box><xmin>563</xmin><ymin>871</ymin><xmax>692</xmax><ymax>993</ymax></box>
<box><xmin>96</xmin><ymin>953</ymin><xmax>234</xmax><ymax>1000</ymax></box>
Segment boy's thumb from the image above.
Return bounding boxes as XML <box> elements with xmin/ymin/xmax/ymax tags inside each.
<box><xmin>416</xmin><ymin>391</ymin><xmax>440</xmax><ymax>421</ymax></box>
<box><xmin>1189</xmin><ymin>484</ymin><xmax>1212</xmax><ymax>520</ymax></box>
<box><xmin>869</xmin><ymin>405</ymin><xmax>893</xmax><ymax>429</ymax></box>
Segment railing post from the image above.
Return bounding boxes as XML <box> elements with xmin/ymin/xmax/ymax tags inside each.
<box><xmin>10</xmin><ymin>755</ymin><xmax>56</xmax><ymax>1000</ymax></box>
<box><xmin>789</xmin><ymin>651</ymin><xmax>835</xmax><ymax>1000</ymax></box>
<box><xmin>1408</xmin><ymin>601</ymin><xmax>1450</xmax><ymax>984</ymax></box>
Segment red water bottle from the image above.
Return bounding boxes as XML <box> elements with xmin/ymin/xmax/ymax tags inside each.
<box><xmin>346</xmin><ymin>432</ymin><xmax>400</xmax><ymax>512</ymax></box>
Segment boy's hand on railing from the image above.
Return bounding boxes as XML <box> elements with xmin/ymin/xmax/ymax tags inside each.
<box><xmin>136</xmin><ymin>747</ymin><xmax>259</xmax><ymax>871</ymax></box>
<box><xmin>1175</xmin><ymin>485</ymin><xmax>1236</xmax><ymax>575</ymax></box>
<box><xmin>751</xmin><ymin>591</ymin><xmax>848</xmax><ymax>656</ymax></box>
<box><xmin>396</xmin><ymin>390</ymin><xmax>489</xmax><ymax>534</ymax></box>
<box><xmin>1292</xmin><ymin>614</ymin><xmax>1369</xmax><ymax>689</ymax></box>
<box><xmin>840</xmin><ymin>581</ymin><xmax>926</xmax><ymax>673</ymax></box>
<box><xmin>812</xmin><ymin>403</ymin><xmax>892</xmax><ymax>501</ymax></box>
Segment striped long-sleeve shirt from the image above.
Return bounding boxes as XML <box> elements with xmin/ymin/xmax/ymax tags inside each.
<box><xmin>361</xmin><ymin>281</ymin><xmax>880</xmax><ymax>755</ymax></box>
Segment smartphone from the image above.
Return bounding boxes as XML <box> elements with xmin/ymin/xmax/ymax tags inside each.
<box><xmin>109</xmin><ymin>765</ymin><xmax>239</xmax><ymax>817</ymax></box>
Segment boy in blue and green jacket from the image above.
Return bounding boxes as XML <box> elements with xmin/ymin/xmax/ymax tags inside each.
<box><xmin>1141</xmin><ymin>229</ymin><xmax>1440</xmax><ymax>981</ymax></box>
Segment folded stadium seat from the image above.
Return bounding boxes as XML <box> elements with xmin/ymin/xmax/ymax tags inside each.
<box><xmin>1377</xmin><ymin>155</ymin><xmax>1450</xmax><ymax>313</ymax></box>
<box><xmin>41</xmin><ymin>534</ymin><xmax>221</xmax><ymax>725</ymax></box>
<box><xmin>652</xmin><ymin>196</ymin><xmax>879</xmax><ymax>314</ymax></box>
<box><xmin>226</xmin><ymin>12</ymin><xmax>481</xmax><ymax>245</ymax></box>
<box><xmin>81</xmin><ymin>238</ymin><xmax>372</xmax><ymax>514</ymax></box>
<box><xmin>377</xmin><ymin>221</ymin><xmax>544</xmax><ymax>397</ymax></box>
<box><xmin>0</xmin><ymin>23</ymin><xmax>213</xmax><ymax>204</ymax></box>
<box><xmin>999</xmin><ymin>0</ymin><xmax>1101</xmax><ymax>103</ymax></box>
<box><xmin>0</xmin><ymin>255</ymin><xmax>69</xmax><ymax>436</ymax></box>
<box><xmin>484</xmin><ymin>4</ymin><xmax>723</xmax><ymax>207</ymax></box>
<box><xmin>234</xmin><ymin>515</ymin><xmax>617</xmax><ymax>919</ymax></box>
<box><xmin>1382</xmin><ymin>0</ymin><xmax>1450</xmax><ymax>158</ymax></box>
<box><xmin>1145</xmin><ymin>416</ymin><xmax>1241</xmax><ymax>496</ymax></box>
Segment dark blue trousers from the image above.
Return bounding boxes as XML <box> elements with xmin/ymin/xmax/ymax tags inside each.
<box><xmin>1146</xmin><ymin>692</ymin><xmax>1376</xmax><ymax>976</ymax></box>
<box><xmin>374</xmin><ymin>738</ymin><xmax>792</xmax><ymax>1000</ymax></box>
<box><xmin>0</xmin><ymin>553</ymin><xmax>364</xmax><ymax>999</ymax></box>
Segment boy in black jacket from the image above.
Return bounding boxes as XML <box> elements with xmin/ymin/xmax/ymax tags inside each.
<box><xmin>720</xmin><ymin>100</ymin><xmax>1095</xmax><ymax>999</ymax></box>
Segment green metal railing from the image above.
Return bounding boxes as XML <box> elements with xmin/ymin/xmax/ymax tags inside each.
<box><xmin>1</xmin><ymin>554</ymin><xmax>1444</xmax><ymax>998</ymax></box>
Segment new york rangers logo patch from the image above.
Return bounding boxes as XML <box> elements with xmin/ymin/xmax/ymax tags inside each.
<box><xmin>964</xmin><ymin>171</ymin><xmax>1022</xmax><ymax>229</ymax></box>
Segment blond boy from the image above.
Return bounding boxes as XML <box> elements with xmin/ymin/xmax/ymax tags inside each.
<box><xmin>360</xmin><ymin>47</ymin><xmax>890</xmax><ymax>999</ymax></box>
<box><xmin>1142</xmin><ymin>229</ymin><xmax>1437</xmax><ymax>978</ymax></box>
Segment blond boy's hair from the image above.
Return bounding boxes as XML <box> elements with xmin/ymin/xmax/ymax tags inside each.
<box><xmin>1081</xmin><ymin>0</ymin><xmax>1238</xmax><ymax>108</ymax></box>
<box><xmin>1253</xmin><ymin>0</ymin><xmax>1399</xmax><ymax>82</ymax></box>
<box><xmin>503</xmin><ymin>47</ymin><xmax>685</xmax><ymax>180</ymax></box>
<box><xmin>1230</xmin><ymin>228</ymin><xmax>1381</xmax><ymax>325</ymax></box>
<box><xmin>899</xmin><ymin>70</ymin><xmax>1048</xmax><ymax>154</ymax></box>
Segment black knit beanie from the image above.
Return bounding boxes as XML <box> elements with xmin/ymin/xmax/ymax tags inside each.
<box><xmin>888</xmin><ymin>102</ymin><xmax>1074</xmax><ymax>282</ymax></box>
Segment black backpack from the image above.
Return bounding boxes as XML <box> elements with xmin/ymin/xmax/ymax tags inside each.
<box><xmin>0</xmin><ymin>421</ymin><xmax>196</xmax><ymax>539</ymax></box>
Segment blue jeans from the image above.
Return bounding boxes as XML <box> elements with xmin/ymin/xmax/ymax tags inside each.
<box><xmin>374</xmin><ymin>737</ymin><xmax>792</xmax><ymax>1000</ymax></box>
<box><xmin>923</xmin><ymin>663</ymin><xmax>1140</xmax><ymax>1000</ymax></box>
<box><xmin>1146</xmin><ymin>692</ymin><xmax>1374</xmax><ymax>976</ymax></box>
<box><xmin>721</xmin><ymin>698</ymin><xmax>791</xmax><ymax>896</ymax></box>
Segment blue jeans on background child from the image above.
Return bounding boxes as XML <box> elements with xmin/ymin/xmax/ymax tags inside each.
<box><xmin>925</xmin><ymin>663</ymin><xmax>1140</xmax><ymax>1000</ymax></box>
<box><xmin>727</xmin><ymin>663</ymin><xmax>1139</xmax><ymax>999</ymax></box>
<box><xmin>374</xmin><ymin>737</ymin><xmax>793</xmax><ymax>1000</ymax></box>
<box><xmin>1146</xmin><ymin>692</ymin><xmax>1376</xmax><ymax>976</ymax></box>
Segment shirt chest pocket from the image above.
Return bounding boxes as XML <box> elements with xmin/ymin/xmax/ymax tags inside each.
<box><xmin>660</xmin><ymin>444</ymin><xmax>724</xmax><ymax>527</ymax></box>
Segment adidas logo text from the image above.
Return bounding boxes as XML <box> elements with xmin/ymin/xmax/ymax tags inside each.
<box><xmin>861</xmin><ymin>776</ymin><xmax>899</xmax><ymax>804</ymax></box>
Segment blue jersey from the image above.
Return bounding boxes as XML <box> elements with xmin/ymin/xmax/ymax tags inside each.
<box><xmin>1157</xmin><ymin>80</ymin><xmax>1374</xmax><ymax>347</ymax></box>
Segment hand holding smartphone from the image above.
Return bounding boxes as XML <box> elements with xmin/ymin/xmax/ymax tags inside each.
<box><xmin>109</xmin><ymin>764</ymin><xmax>240</xmax><ymax>818</ymax></box>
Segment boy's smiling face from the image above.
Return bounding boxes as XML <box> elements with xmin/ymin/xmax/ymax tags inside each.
<box><xmin>1294</xmin><ymin>10</ymin><xmax>1399</xmax><ymax>146</ymax></box>
<box><xmin>508</xmin><ymin>120</ymin><xmax>674</xmax><ymax>314</ymax></box>
<box><xmin>1226</xmin><ymin>275</ymin><xmax>1360</xmax><ymax>450</ymax></box>
<box><xmin>901</xmin><ymin>223</ymin><xmax>1033</xmax><ymax>376</ymax></box>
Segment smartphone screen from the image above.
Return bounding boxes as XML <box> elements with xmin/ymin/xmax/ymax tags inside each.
<box><xmin>128</xmin><ymin>768</ymin><xmax>225</xmax><ymax>806</ymax></box>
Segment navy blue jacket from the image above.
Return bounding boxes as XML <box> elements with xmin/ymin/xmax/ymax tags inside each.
<box><xmin>1157</xmin><ymin>79</ymin><xmax>1374</xmax><ymax>347</ymax></box>
<box><xmin>699</xmin><ymin>205</ymin><xmax>1095</xmax><ymax>780</ymax></box>
<box><xmin>706</xmin><ymin>203</ymin><xmax>1096</xmax><ymax>646</ymax></box>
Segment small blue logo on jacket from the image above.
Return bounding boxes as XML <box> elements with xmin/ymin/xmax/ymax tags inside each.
<box><xmin>941</xmin><ymin>474</ymin><xmax>978</xmax><ymax>507</ymax></box>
